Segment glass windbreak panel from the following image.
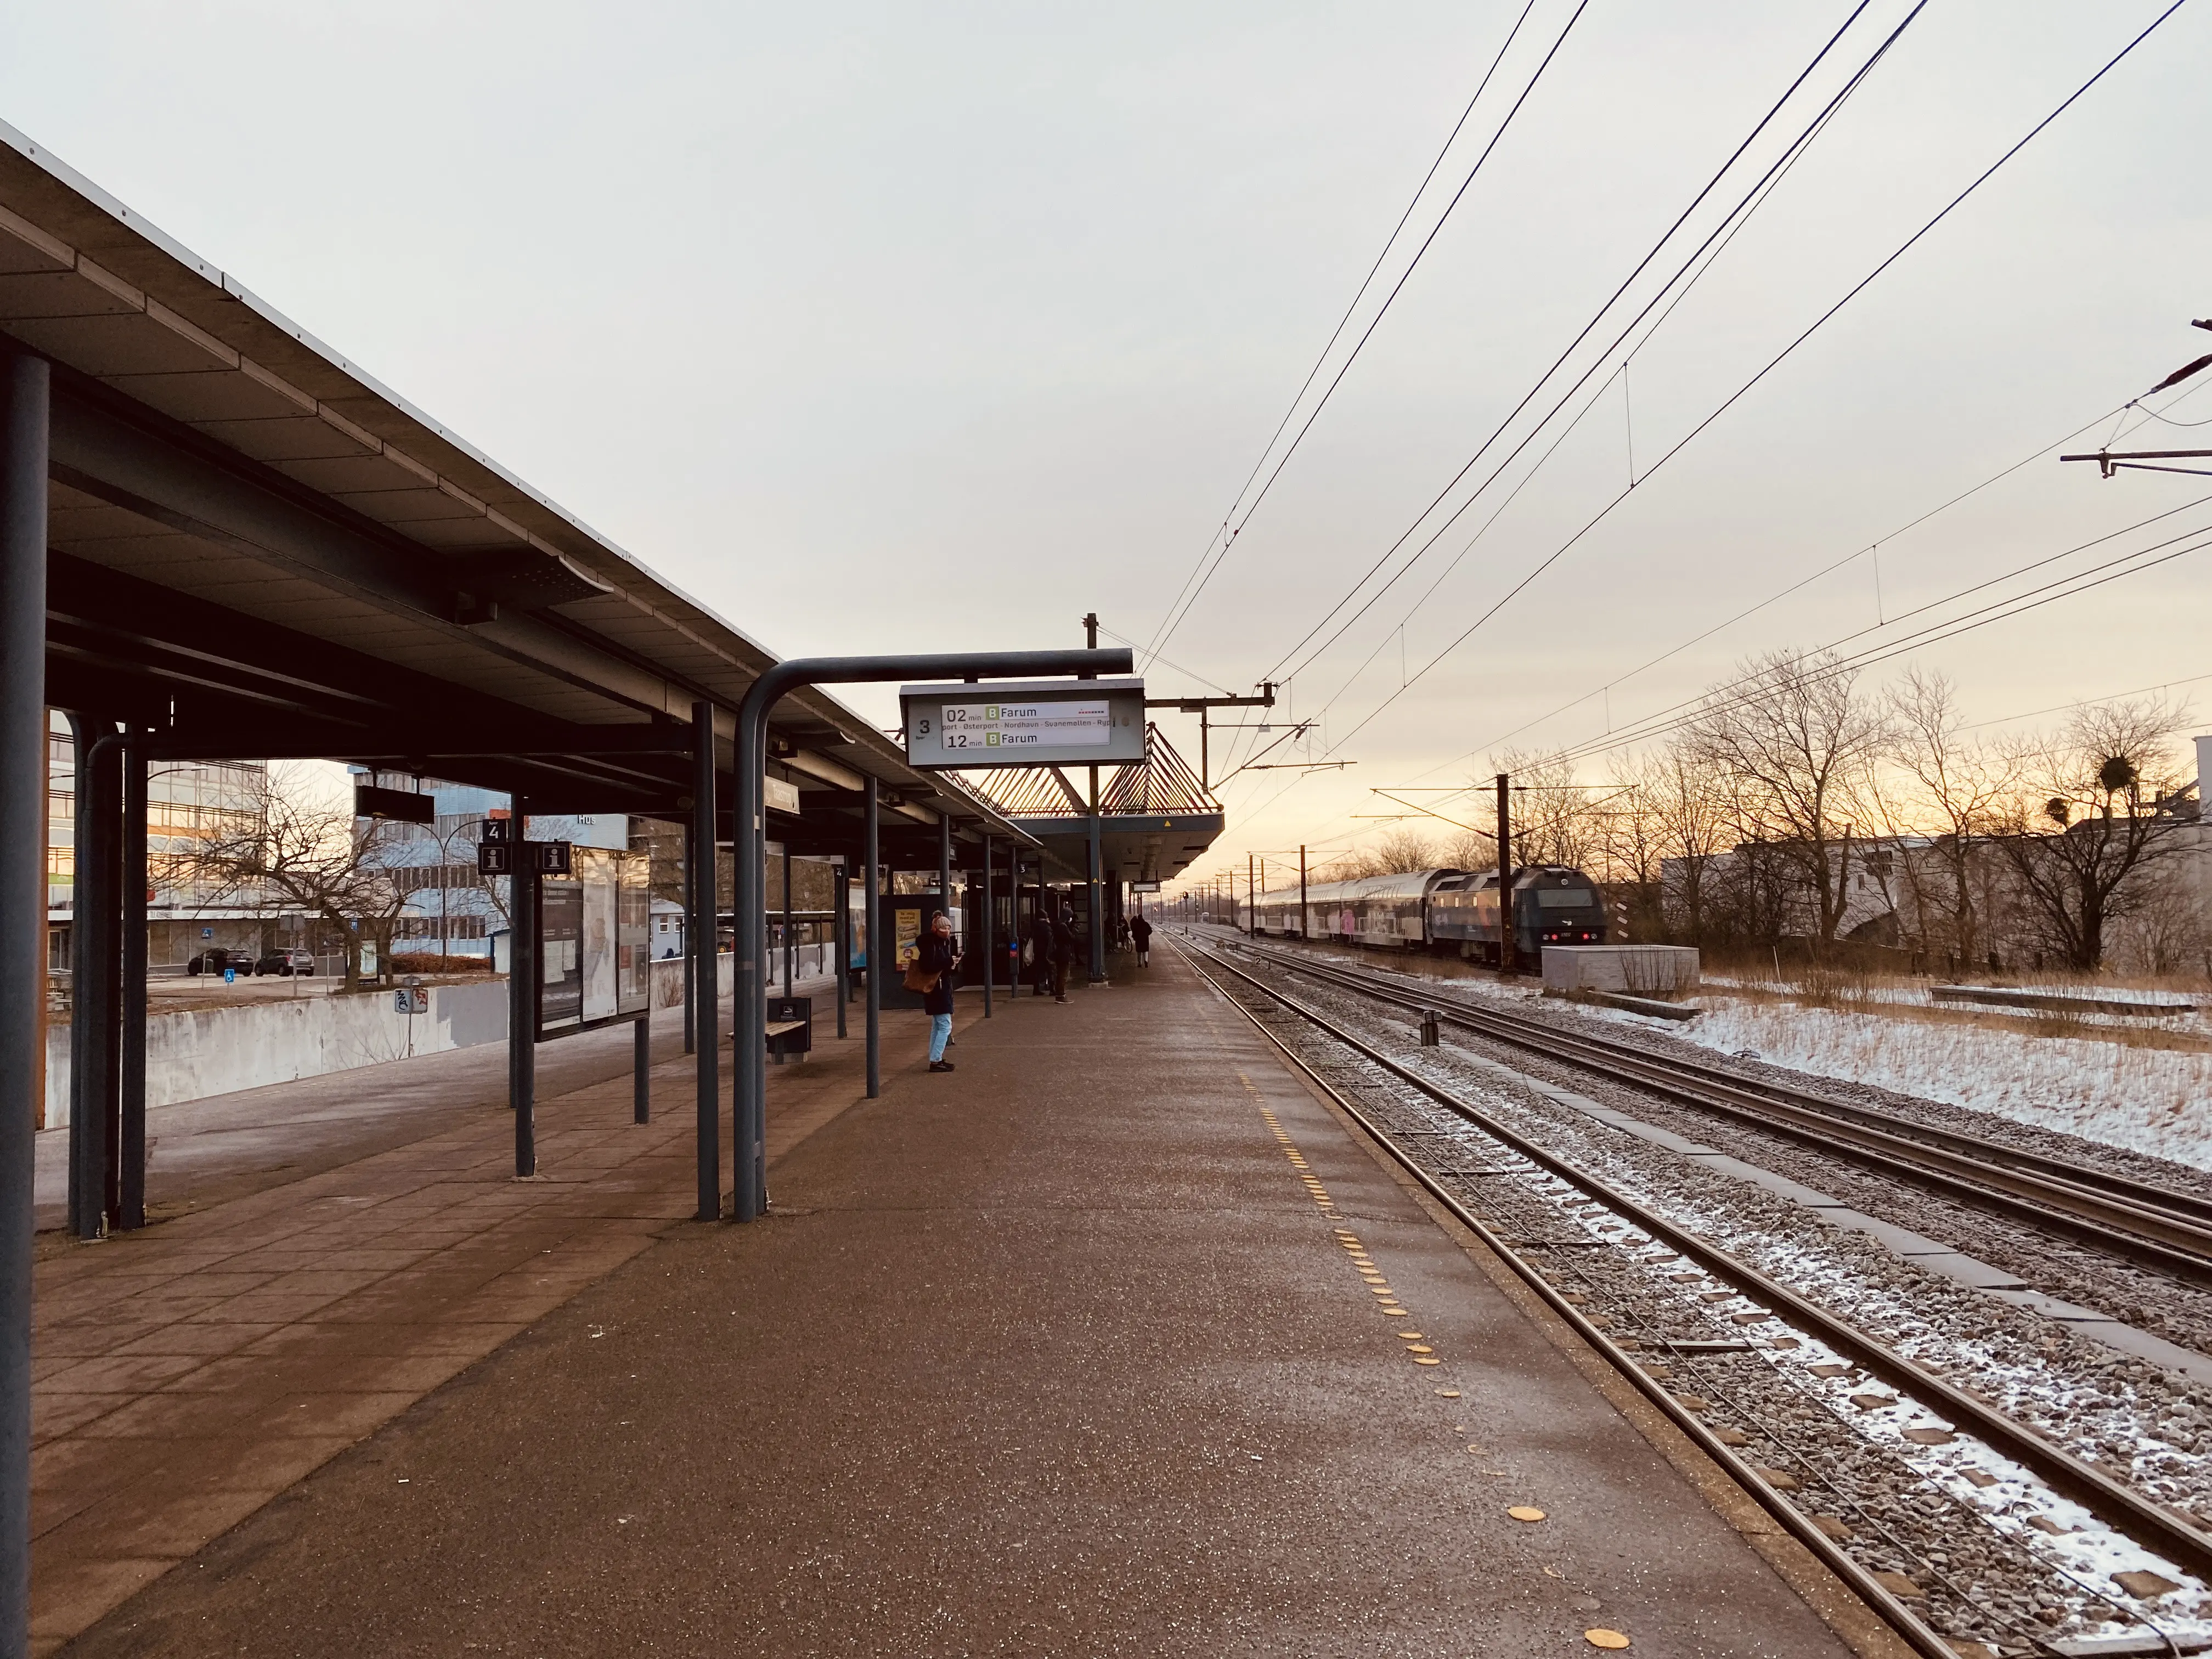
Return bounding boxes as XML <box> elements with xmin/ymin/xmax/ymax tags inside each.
<box><xmin>617</xmin><ymin>851</ymin><xmax>650</xmax><ymax>1014</ymax></box>
<box><xmin>539</xmin><ymin>881</ymin><xmax>583</xmax><ymax>1028</ymax></box>
<box><xmin>1536</xmin><ymin>888</ymin><xmax>1596</xmax><ymax>909</ymax></box>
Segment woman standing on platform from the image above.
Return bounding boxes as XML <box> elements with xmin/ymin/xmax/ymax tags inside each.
<box><xmin>1130</xmin><ymin>911</ymin><xmax>1152</xmax><ymax>967</ymax></box>
<box><xmin>916</xmin><ymin>910</ymin><xmax>961</xmax><ymax>1071</ymax></box>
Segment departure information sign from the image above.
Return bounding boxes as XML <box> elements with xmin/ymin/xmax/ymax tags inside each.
<box><xmin>901</xmin><ymin>677</ymin><xmax>1146</xmax><ymax>769</ymax></box>
<box><xmin>941</xmin><ymin>698</ymin><xmax>1111</xmax><ymax>753</ymax></box>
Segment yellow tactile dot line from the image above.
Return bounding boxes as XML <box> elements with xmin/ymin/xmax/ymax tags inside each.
<box><xmin>1250</xmin><ymin>1086</ymin><xmax>1442</xmax><ymax>1375</ymax></box>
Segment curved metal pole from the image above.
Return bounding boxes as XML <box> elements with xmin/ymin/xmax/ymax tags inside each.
<box><xmin>735</xmin><ymin>648</ymin><xmax>1127</xmax><ymax>1221</ymax></box>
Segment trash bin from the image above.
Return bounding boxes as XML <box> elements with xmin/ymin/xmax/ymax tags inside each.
<box><xmin>765</xmin><ymin>995</ymin><xmax>813</xmax><ymax>1062</ymax></box>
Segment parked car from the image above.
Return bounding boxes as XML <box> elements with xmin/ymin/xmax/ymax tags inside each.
<box><xmin>254</xmin><ymin>949</ymin><xmax>317</xmax><ymax>978</ymax></box>
<box><xmin>185</xmin><ymin>946</ymin><xmax>256</xmax><ymax>977</ymax></box>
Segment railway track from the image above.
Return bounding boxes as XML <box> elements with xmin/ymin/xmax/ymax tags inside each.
<box><xmin>1178</xmin><ymin>933</ymin><xmax>2212</xmax><ymax>1659</ymax></box>
<box><xmin>1221</xmin><ymin>932</ymin><xmax>2212</xmax><ymax>1289</ymax></box>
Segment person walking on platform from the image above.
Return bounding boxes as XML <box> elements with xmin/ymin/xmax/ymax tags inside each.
<box><xmin>913</xmin><ymin>910</ymin><xmax>961</xmax><ymax>1071</ymax></box>
<box><xmin>1130</xmin><ymin>911</ymin><xmax>1152</xmax><ymax>967</ymax></box>
<box><xmin>1050</xmin><ymin>904</ymin><xmax>1078</xmax><ymax>1002</ymax></box>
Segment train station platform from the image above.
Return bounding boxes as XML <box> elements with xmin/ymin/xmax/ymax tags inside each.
<box><xmin>42</xmin><ymin>955</ymin><xmax>1886</xmax><ymax>1657</ymax></box>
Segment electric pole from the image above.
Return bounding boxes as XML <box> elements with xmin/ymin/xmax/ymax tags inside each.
<box><xmin>1495</xmin><ymin>773</ymin><xmax>1515</xmax><ymax>978</ymax></box>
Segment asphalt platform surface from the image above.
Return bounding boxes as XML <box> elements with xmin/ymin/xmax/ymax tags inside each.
<box><xmin>64</xmin><ymin>947</ymin><xmax>1863</xmax><ymax>1657</ymax></box>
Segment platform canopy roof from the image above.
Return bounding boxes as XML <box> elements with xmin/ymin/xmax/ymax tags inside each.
<box><xmin>0</xmin><ymin>120</ymin><xmax>1033</xmax><ymax>864</ymax></box>
<box><xmin>957</xmin><ymin>723</ymin><xmax>1224</xmax><ymax>884</ymax></box>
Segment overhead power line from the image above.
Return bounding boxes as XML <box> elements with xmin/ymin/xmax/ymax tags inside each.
<box><xmin>1325</xmin><ymin>0</ymin><xmax>2195</xmax><ymax>758</ymax></box>
<box><xmin>1145</xmin><ymin>0</ymin><xmax>1591</xmax><ymax>665</ymax></box>
<box><xmin>1264</xmin><ymin>0</ymin><xmax>1899</xmax><ymax>692</ymax></box>
<box><xmin>1138</xmin><ymin>0</ymin><xmax>1538</xmax><ymax>673</ymax></box>
<box><xmin>1542</xmin><ymin>511</ymin><xmax>2212</xmax><ymax>768</ymax></box>
<box><xmin>1214</xmin><ymin>0</ymin><xmax>1899</xmax><ymax>787</ymax></box>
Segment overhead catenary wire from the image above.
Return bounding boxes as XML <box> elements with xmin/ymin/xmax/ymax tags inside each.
<box><xmin>1212</xmin><ymin>2</ymin><xmax>1903</xmax><ymax>789</ymax></box>
<box><xmin>1323</xmin><ymin>0</ymin><xmax>2196</xmax><ymax>759</ymax></box>
<box><xmin>1540</xmin><ymin>516</ymin><xmax>2212</xmax><ymax>768</ymax></box>
<box><xmin>1259</xmin><ymin>0</ymin><xmax>1899</xmax><ymax>692</ymax></box>
<box><xmin>1138</xmin><ymin>0</ymin><xmax>1539</xmax><ymax>672</ymax></box>
<box><xmin>1457</xmin><ymin>492</ymin><xmax>2212</xmax><ymax>777</ymax></box>
<box><xmin>1955</xmin><ymin>669</ymin><xmax>2212</xmax><ymax>732</ymax></box>
<box><xmin>1146</xmin><ymin>0</ymin><xmax>1593</xmax><ymax>665</ymax></box>
<box><xmin>1529</xmin><ymin>483</ymin><xmax>2212</xmax><ymax>761</ymax></box>
<box><xmin>1301</xmin><ymin>29</ymin><xmax>1910</xmax><ymax>708</ymax></box>
<box><xmin>1221</xmin><ymin>489</ymin><xmax>2212</xmax><ymax>842</ymax></box>
<box><xmin>1422</xmin><ymin>370</ymin><xmax>2212</xmax><ymax>783</ymax></box>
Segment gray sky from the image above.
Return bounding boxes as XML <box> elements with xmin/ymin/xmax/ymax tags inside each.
<box><xmin>5</xmin><ymin>2</ymin><xmax>2207</xmax><ymax>888</ymax></box>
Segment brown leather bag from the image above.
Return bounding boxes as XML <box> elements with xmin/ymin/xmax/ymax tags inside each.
<box><xmin>902</xmin><ymin>961</ymin><xmax>940</xmax><ymax>994</ymax></box>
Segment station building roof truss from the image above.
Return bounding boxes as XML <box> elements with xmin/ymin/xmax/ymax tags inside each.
<box><xmin>956</xmin><ymin>722</ymin><xmax>1224</xmax><ymax>884</ymax></box>
<box><xmin>0</xmin><ymin>120</ymin><xmax>1036</xmax><ymax>866</ymax></box>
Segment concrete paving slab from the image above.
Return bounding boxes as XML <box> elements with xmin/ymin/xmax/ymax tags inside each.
<box><xmin>27</xmin><ymin>991</ymin><xmax>939</xmax><ymax>1654</ymax></box>
<box><xmin>57</xmin><ymin>953</ymin><xmax>1864</xmax><ymax>1658</ymax></box>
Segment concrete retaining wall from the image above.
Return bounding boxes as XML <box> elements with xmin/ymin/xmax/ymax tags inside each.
<box><xmin>44</xmin><ymin>952</ymin><xmax>731</xmax><ymax>1126</ymax></box>
<box><xmin>1541</xmin><ymin>944</ymin><xmax>1700</xmax><ymax>998</ymax></box>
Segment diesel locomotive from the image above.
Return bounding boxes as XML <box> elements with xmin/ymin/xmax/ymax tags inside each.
<box><xmin>1249</xmin><ymin>865</ymin><xmax>1607</xmax><ymax>966</ymax></box>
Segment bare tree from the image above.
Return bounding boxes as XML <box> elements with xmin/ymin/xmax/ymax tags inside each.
<box><xmin>1440</xmin><ymin>824</ymin><xmax>1498</xmax><ymax>873</ymax></box>
<box><xmin>1993</xmin><ymin>698</ymin><xmax>2194</xmax><ymax>971</ymax></box>
<box><xmin>1874</xmin><ymin>668</ymin><xmax>2019</xmax><ymax>969</ymax></box>
<box><xmin>1684</xmin><ymin>650</ymin><xmax>1886</xmax><ymax>945</ymax></box>
<box><xmin>1319</xmin><ymin>824</ymin><xmax>1438</xmax><ymax>881</ymax></box>
<box><xmin>1626</xmin><ymin>742</ymin><xmax>1733</xmax><ymax>944</ymax></box>
<box><xmin>1370</xmin><ymin>825</ymin><xmax>1437</xmax><ymax>874</ymax></box>
<box><xmin>1487</xmin><ymin>748</ymin><xmax>1603</xmax><ymax>871</ymax></box>
<box><xmin>168</xmin><ymin>764</ymin><xmax>410</xmax><ymax>991</ymax></box>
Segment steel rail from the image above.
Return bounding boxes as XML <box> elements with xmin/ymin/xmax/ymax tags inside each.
<box><xmin>1175</xmin><ymin>941</ymin><xmax>1960</xmax><ymax>1659</ymax></box>
<box><xmin>1271</xmin><ymin>941</ymin><xmax>2212</xmax><ymax>1231</ymax></box>
<box><xmin>1229</xmin><ymin>936</ymin><xmax>2212</xmax><ymax>1286</ymax></box>
<box><xmin>1180</xmin><ymin>934</ymin><xmax>2212</xmax><ymax>1586</ymax></box>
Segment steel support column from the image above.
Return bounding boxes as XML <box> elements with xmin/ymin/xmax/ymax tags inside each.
<box><xmin>779</xmin><ymin>843</ymin><xmax>793</xmax><ymax>996</ymax></box>
<box><xmin>69</xmin><ymin>725</ymin><xmax>120</xmax><ymax>1240</ymax></box>
<box><xmin>633</xmin><ymin>1015</ymin><xmax>650</xmax><ymax>1125</ymax></box>
<box><xmin>691</xmin><ymin>702</ymin><xmax>719</xmax><ymax>1221</ymax></box>
<box><xmin>980</xmin><ymin>832</ymin><xmax>992</xmax><ymax>1018</ymax></box>
<box><xmin>864</xmin><ymin>778</ymin><xmax>880</xmax><ymax>1100</ymax></box>
<box><xmin>119</xmin><ymin>731</ymin><xmax>146</xmax><ymax>1229</ymax></box>
<box><xmin>1086</xmin><ymin>807</ymin><xmax>1104</xmax><ymax>984</ymax></box>
<box><xmin>509</xmin><ymin>794</ymin><xmax>536</xmax><ymax>1177</ymax></box>
<box><xmin>936</xmin><ymin>814</ymin><xmax>952</xmax><ymax>1018</ymax></box>
<box><xmin>833</xmin><ymin>864</ymin><xmax>849</xmax><ymax>1039</ymax></box>
<box><xmin>1</xmin><ymin>349</ymin><xmax>50</xmax><ymax>1658</ymax></box>
<box><xmin>681</xmin><ymin>819</ymin><xmax>695</xmax><ymax>1057</ymax></box>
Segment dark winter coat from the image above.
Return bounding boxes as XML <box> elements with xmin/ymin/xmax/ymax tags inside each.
<box><xmin>917</xmin><ymin>930</ymin><xmax>958</xmax><ymax>1017</ymax></box>
<box><xmin>1130</xmin><ymin>916</ymin><xmax>1153</xmax><ymax>945</ymax></box>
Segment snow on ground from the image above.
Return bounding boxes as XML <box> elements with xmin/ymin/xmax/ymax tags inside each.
<box><xmin>1284</xmin><ymin>942</ymin><xmax>2212</xmax><ymax>1175</ymax></box>
<box><xmin>1671</xmin><ymin>999</ymin><xmax>2212</xmax><ymax>1173</ymax></box>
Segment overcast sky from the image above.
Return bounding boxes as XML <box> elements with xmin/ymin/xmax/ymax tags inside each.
<box><xmin>5</xmin><ymin>1</ymin><xmax>2207</xmax><ymax>889</ymax></box>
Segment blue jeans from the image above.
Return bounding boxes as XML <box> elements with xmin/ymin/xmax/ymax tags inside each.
<box><xmin>929</xmin><ymin>1012</ymin><xmax>952</xmax><ymax>1062</ymax></box>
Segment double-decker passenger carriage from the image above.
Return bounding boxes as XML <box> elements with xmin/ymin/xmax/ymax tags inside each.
<box><xmin>1428</xmin><ymin>865</ymin><xmax>1606</xmax><ymax>964</ymax></box>
<box><xmin>1251</xmin><ymin>865</ymin><xmax>1607</xmax><ymax>964</ymax></box>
